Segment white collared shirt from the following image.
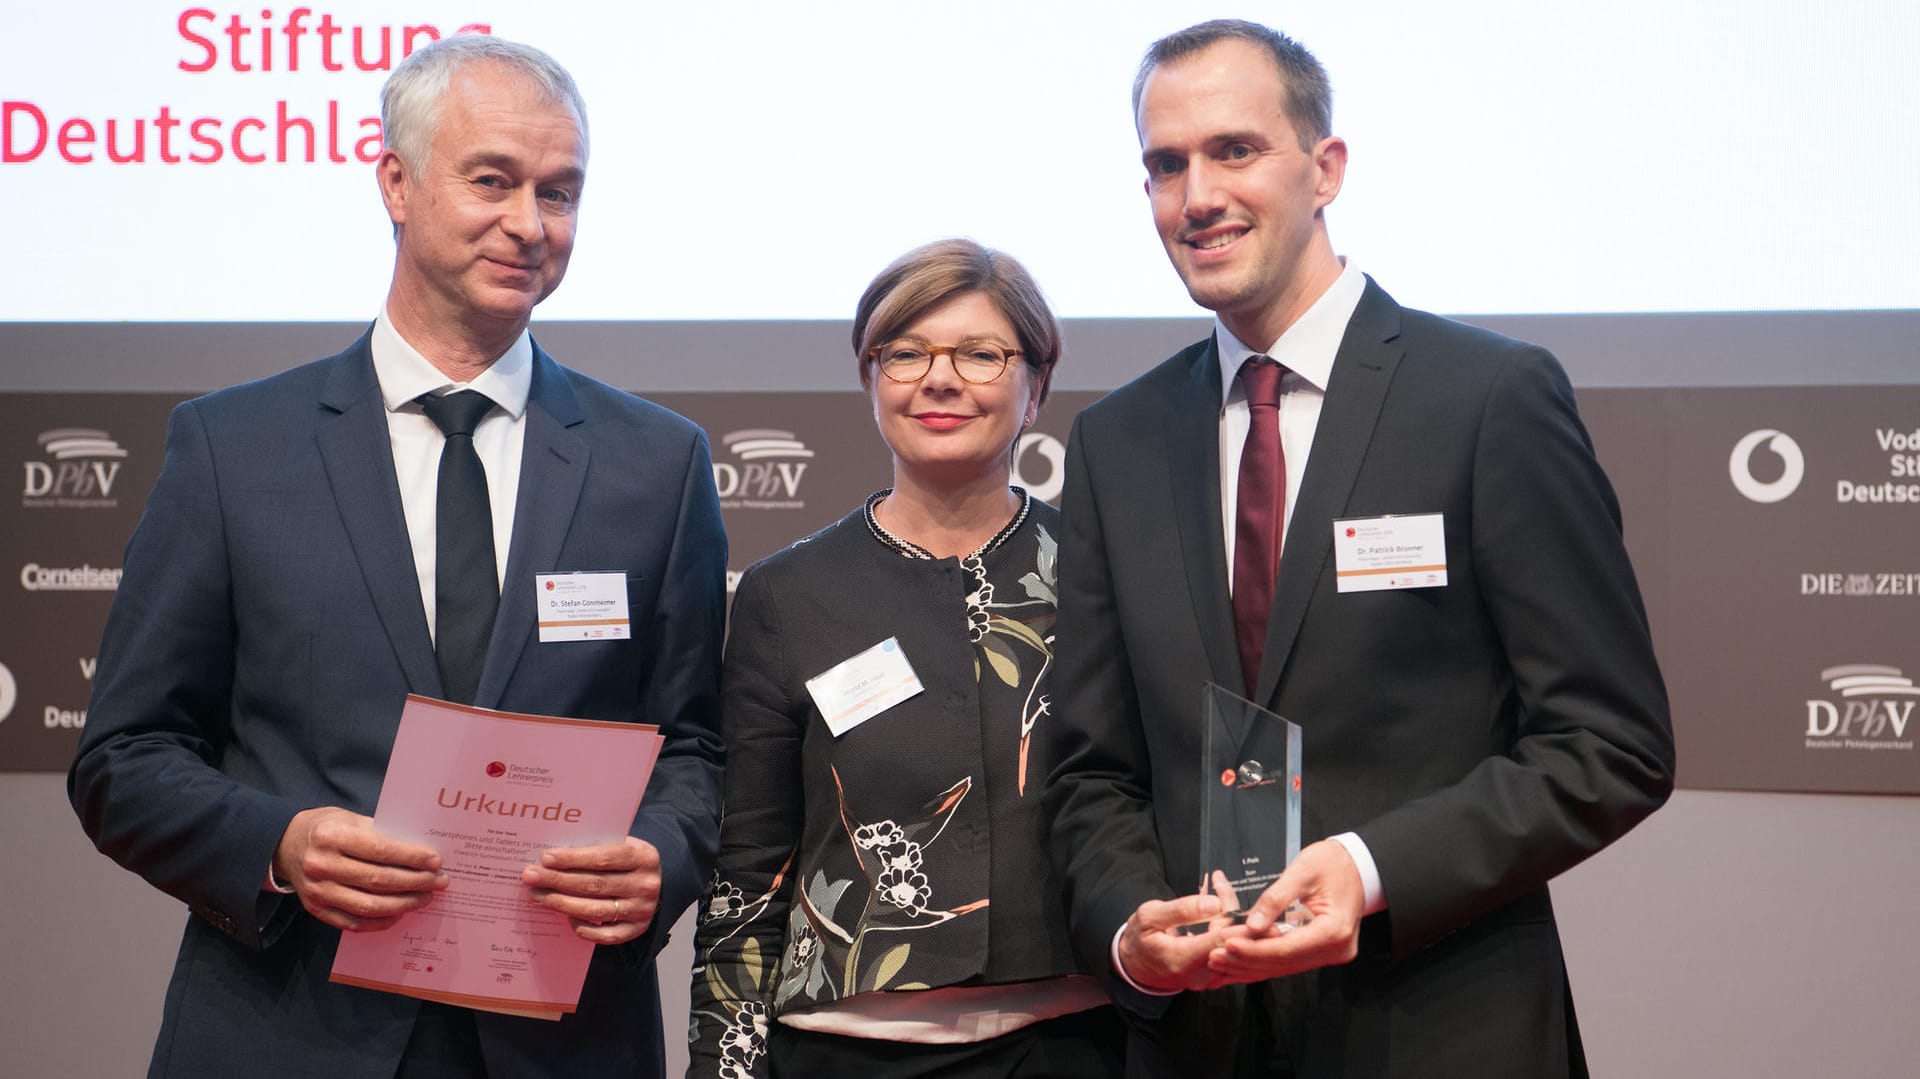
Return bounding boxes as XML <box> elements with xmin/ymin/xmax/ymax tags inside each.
<box><xmin>370</xmin><ymin>310</ymin><xmax>532</xmax><ymax>645</ymax></box>
<box><xmin>1214</xmin><ymin>259</ymin><xmax>1366</xmax><ymax>587</ymax></box>
<box><xmin>1213</xmin><ymin>260</ymin><xmax>1384</xmax><ymax>916</ymax></box>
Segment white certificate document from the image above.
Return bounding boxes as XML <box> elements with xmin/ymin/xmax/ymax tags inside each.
<box><xmin>329</xmin><ymin>695</ymin><xmax>664</xmax><ymax>1018</ymax></box>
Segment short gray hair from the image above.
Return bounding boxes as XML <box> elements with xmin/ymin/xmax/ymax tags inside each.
<box><xmin>380</xmin><ymin>34</ymin><xmax>588</xmax><ymax>171</ymax></box>
<box><xmin>1133</xmin><ymin>19</ymin><xmax>1331</xmax><ymax>152</ymax></box>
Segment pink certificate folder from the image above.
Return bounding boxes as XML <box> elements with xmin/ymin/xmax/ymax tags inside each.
<box><xmin>330</xmin><ymin>695</ymin><xmax>665</xmax><ymax>1018</ymax></box>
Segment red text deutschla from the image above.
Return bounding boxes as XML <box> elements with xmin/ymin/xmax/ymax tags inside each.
<box><xmin>6</xmin><ymin>100</ymin><xmax>381</xmax><ymax>164</ymax></box>
<box><xmin>2</xmin><ymin>9</ymin><xmax>492</xmax><ymax>166</ymax></box>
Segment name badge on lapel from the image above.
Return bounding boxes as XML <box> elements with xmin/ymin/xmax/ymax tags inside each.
<box><xmin>535</xmin><ymin>571</ymin><xmax>631</xmax><ymax>641</ymax></box>
<box><xmin>805</xmin><ymin>637</ymin><xmax>924</xmax><ymax>737</ymax></box>
<box><xmin>1332</xmin><ymin>514</ymin><xmax>1448</xmax><ymax>593</ymax></box>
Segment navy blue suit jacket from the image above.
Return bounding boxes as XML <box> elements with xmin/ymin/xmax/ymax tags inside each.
<box><xmin>70</xmin><ymin>331</ymin><xmax>726</xmax><ymax>1078</ymax></box>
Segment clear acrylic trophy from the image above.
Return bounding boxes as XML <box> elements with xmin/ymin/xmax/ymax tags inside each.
<box><xmin>1181</xmin><ymin>682</ymin><xmax>1309</xmax><ymax>934</ymax></box>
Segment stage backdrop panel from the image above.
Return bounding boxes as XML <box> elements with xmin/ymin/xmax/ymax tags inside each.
<box><xmin>3</xmin><ymin>394</ymin><xmax>177</xmax><ymax>772</ymax></box>
<box><xmin>6</xmin><ymin>385</ymin><xmax>1915</xmax><ymax>796</ymax></box>
<box><xmin>1591</xmin><ymin>387</ymin><xmax>1920</xmax><ymax>793</ymax></box>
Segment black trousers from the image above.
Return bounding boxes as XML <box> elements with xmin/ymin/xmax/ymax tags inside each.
<box><xmin>394</xmin><ymin>1002</ymin><xmax>487</xmax><ymax>1079</ymax></box>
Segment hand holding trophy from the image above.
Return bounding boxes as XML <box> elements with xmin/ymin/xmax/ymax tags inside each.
<box><xmin>1181</xmin><ymin>684</ymin><xmax>1312</xmax><ymax>935</ymax></box>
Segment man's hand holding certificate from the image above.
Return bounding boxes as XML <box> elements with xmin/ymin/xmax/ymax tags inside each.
<box><xmin>521</xmin><ymin>833</ymin><xmax>662</xmax><ymax>945</ymax></box>
<box><xmin>274</xmin><ymin>806</ymin><xmax>451</xmax><ymax>933</ymax></box>
<box><xmin>329</xmin><ymin>696</ymin><xmax>666</xmax><ymax>1018</ymax></box>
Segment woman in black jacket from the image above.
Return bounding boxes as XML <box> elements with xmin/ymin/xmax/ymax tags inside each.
<box><xmin>687</xmin><ymin>239</ymin><xmax>1120</xmax><ymax>1078</ymax></box>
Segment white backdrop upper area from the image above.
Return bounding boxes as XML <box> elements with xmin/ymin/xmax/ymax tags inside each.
<box><xmin>2</xmin><ymin>0</ymin><xmax>1915</xmax><ymax>322</ymax></box>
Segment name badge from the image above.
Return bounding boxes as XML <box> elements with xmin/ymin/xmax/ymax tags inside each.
<box><xmin>805</xmin><ymin>637</ymin><xmax>924</xmax><ymax>737</ymax></box>
<box><xmin>535</xmin><ymin>572</ymin><xmax>631</xmax><ymax>641</ymax></box>
<box><xmin>1332</xmin><ymin>513</ymin><xmax>1448</xmax><ymax>593</ymax></box>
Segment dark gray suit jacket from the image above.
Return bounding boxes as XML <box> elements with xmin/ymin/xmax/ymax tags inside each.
<box><xmin>70</xmin><ymin>331</ymin><xmax>727</xmax><ymax>1078</ymax></box>
<box><xmin>1046</xmin><ymin>280</ymin><xmax>1674</xmax><ymax>1078</ymax></box>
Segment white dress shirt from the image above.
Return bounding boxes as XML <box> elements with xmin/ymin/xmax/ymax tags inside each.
<box><xmin>370</xmin><ymin>310</ymin><xmax>532</xmax><ymax>645</ymax></box>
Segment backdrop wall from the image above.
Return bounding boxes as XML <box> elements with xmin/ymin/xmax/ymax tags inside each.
<box><xmin>5</xmin><ymin>310</ymin><xmax>1918</xmax><ymax>1077</ymax></box>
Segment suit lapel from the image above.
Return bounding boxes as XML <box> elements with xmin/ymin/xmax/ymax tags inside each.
<box><xmin>475</xmin><ymin>345</ymin><xmax>588</xmax><ymax>709</ymax></box>
<box><xmin>1165</xmin><ymin>338</ymin><xmax>1243</xmax><ymax>691</ymax></box>
<box><xmin>314</xmin><ymin>332</ymin><xmax>443</xmax><ymax>696</ymax></box>
<box><xmin>1255</xmin><ymin>281</ymin><xmax>1405</xmax><ymax>704</ymax></box>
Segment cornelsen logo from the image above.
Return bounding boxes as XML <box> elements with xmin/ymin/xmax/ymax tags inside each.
<box><xmin>20</xmin><ymin>563</ymin><xmax>123</xmax><ymax>591</ymax></box>
<box><xmin>1013</xmin><ymin>432</ymin><xmax>1066</xmax><ymax>503</ymax></box>
<box><xmin>714</xmin><ymin>429</ymin><xmax>811</xmax><ymax>507</ymax></box>
<box><xmin>0</xmin><ymin>662</ymin><xmax>16</xmax><ymax>723</ymax></box>
<box><xmin>22</xmin><ymin>428</ymin><xmax>127</xmax><ymax>509</ymax></box>
<box><xmin>1804</xmin><ymin>664</ymin><xmax>1916</xmax><ymax>752</ymax></box>
<box><xmin>1729</xmin><ymin>429</ymin><xmax>1804</xmax><ymax>503</ymax></box>
<box><xmin>1800</xmin><ymin>573</ymin><xmax>1920</xmax><ymax>597</ymax></box>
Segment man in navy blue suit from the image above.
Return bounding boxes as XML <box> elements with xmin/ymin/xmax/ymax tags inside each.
<box><xmin>70</xmin><ymin>34</ymin><xmax>726</xmax><ymax>1078</ymax></box>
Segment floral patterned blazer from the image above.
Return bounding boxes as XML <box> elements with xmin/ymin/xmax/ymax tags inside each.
<box><xmin>687</xmin><ymin>492</ymin><xmax>1086</xmax><ymax>1077</ymax></box>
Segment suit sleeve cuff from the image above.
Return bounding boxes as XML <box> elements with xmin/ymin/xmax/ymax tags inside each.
<box><xmin>1111</xmin><ymin>922</ymin><xmax>1182</xmax><ymax>997</ymax></box>
<box><xmin>1331</xmin><ymin>831</ymin><xmax>1387</xmax><ymax>915</ymax></box>
<box><xmin>264</xmin><ymin>861</ymin><xmax>297</xmax><ymax>894</ymax></box>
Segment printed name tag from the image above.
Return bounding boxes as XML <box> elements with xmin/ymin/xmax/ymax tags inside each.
<box><xmin>1332</xmin><ymin>513</ymin><xmax>1448</xmax><ymax>593</ymax></box>
<box><xmin>535</xmin><ymin>572</ymin><xmax>631</xmax><ymax>641</ymax></box>
<box><xmin>805</xmin><ymin>637</ymin><xmax>924</xmax><ymax>737</ymax></box>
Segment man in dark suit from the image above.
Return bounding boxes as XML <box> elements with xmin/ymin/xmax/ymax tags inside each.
<box><xmin>68</xmin><ymin>34</ymin><xmax>725</xmax><ymax>1078</ymax></box>
<box><xmin>1046</xmin><ymin>20</ymin><xmax>1675</xmax><ymax>1078</ymax></box>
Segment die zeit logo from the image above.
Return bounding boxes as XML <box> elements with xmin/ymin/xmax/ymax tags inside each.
<box><xmin>1800</xmin><ymin>573</ymin><xmax>1920</xmax><ymax>597</ymax></box>
<box><xmin>22</xmin><ymin>429</ymin><xmax>127</xmax><ymax>509</ymax></box>
<box><xmin>713</xmin><ymin>429</ymin><xmax>812</xmax><ymax>508</ymax></box>
<box><xmin>1804</xmin><ymin>665</ymin><xmax>1917</xmax><ymax>752</ymax></box>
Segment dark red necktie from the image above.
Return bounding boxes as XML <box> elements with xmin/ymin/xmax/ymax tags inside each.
<box><xmin>1232</xmin><ymin>357</ymin><xmax>1286</xmax><ymax>697</ymax></box>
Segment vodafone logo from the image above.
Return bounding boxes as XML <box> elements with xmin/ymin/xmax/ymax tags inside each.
<box><xmin>1729</xmin><ymin>429</ymin><xmax>1805</xmax><ymax>503</ymax></box>
<box><xmin>1013</xmin><ymin>432</ymin><xmax>1066</xmax><ymax>503</ymax></box>
<box><xmin>0</xmin><ymin>662</ymin><xmax>16</xmax><ymax>722</ymax></box>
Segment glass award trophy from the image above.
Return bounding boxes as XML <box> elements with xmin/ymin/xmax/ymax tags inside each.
<box><xmin>1187</xmin><ymin>682</ymin><xmax>1307</xmax><ymax>932</ymax></box>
